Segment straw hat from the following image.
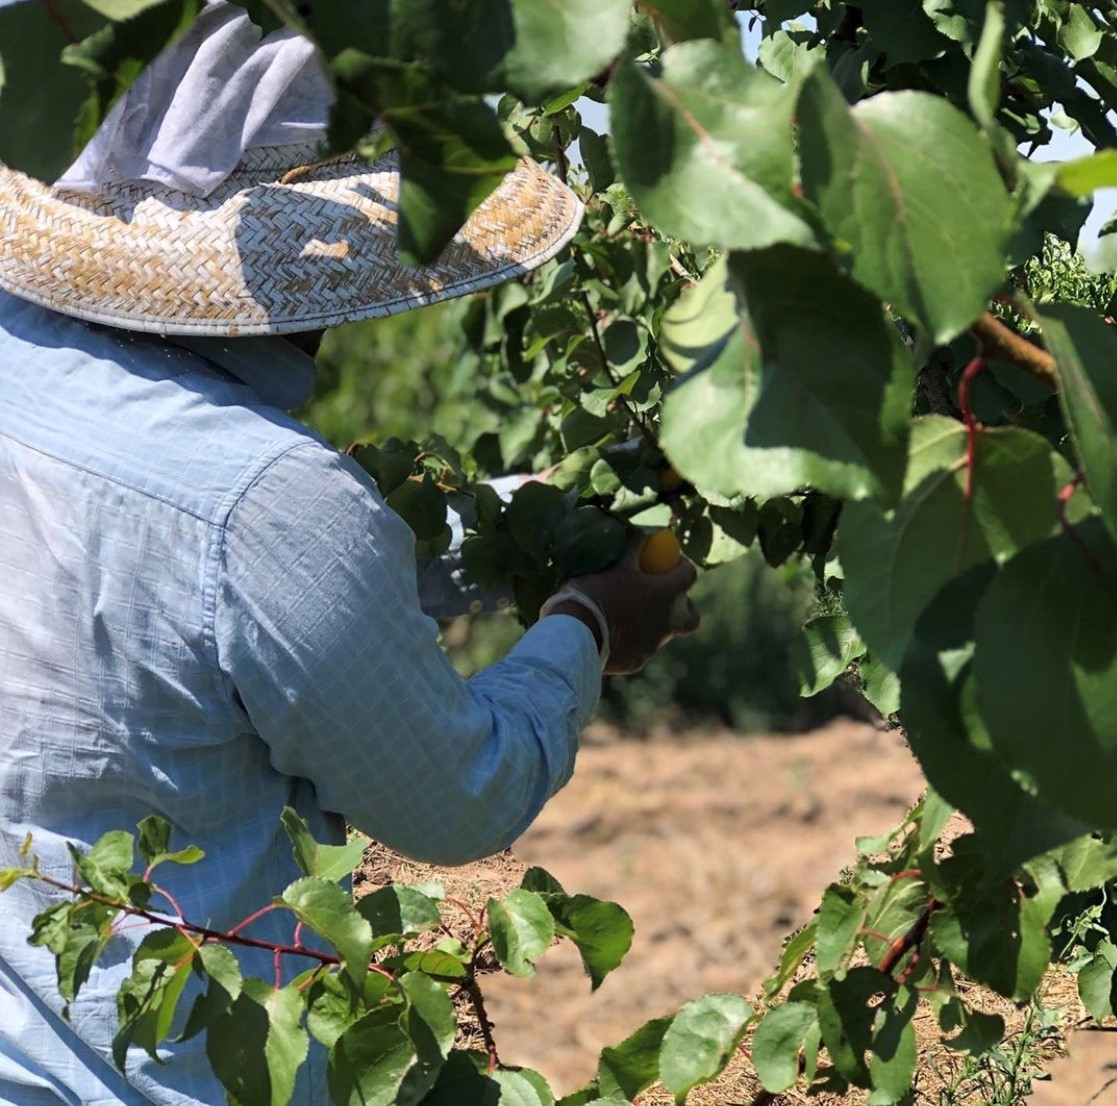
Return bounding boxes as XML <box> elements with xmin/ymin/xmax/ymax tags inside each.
<box><xmin>0</xmin><ymin>144</ymin><xmax>583</xmax><ymax>337</ymax></box>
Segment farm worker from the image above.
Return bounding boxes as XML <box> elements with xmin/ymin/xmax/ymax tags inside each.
<box><xmin>0</xmin><ymin>5</ymin><xmax>698</xmax><ymax>1106</ymax></box>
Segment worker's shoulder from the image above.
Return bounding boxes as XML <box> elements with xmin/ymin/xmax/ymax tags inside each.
<box><xmin>0</xmin><ymin>294</ymin><xmax>342</xmax><ymax>524</ymax></box>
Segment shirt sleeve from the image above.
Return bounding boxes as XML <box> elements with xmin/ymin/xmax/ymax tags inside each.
<box><xmin>212</xmin><ymin>442</ymin><xmax>600</xmax><ymax>865</ymax></box>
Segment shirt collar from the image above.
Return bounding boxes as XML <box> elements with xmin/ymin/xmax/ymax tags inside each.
<box><xmin>165</xmin><ymin>333</ymin><xmax>318</xmax><ymax>410</ymax></box>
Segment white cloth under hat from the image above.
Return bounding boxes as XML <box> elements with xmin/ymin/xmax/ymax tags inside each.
<box><xmin>58</xmin><ymin>0</ymin><xmax>332</xmax><ymax>197</ymax></box>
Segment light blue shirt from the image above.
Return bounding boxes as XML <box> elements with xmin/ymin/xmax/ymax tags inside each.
<box><xmin>0</xmin><ymin>292</ymin><xmax>599</xmax><ymax>1106</ymax></box>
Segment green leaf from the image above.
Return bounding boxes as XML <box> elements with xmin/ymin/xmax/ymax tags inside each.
<box><xmin>869</xmin><ymin>986</ymin><xmax>918</xmax><ymax>1103</ymax></box>
<box><xmin>968</xmin><ymin>1</ymin><xmax>1005</xmax><ymax>132</ymax></box>
<box><xmin>547</xmin><ymin>894</ymin><xmax>634</xmax><ymax>991</ymax></box>
<box><xmin>815</xmin><ymin>885</ymin><xmax>866</xmax><ymax>977</ymax></box>
<box><xmin>136</xmin><ymin>816</ymin><xmax>205</xmax><ymax>871</ymax></box>
<box><xmin>387</xmin><ymin>476</ymin><xmax>450</xmax><ymax>543</ymax></box>
<box><xmin>0</xmin><ymin>867</ymin><xmax>25</xmax><ymax>891</ymax></box>
<box><xmin>657</xmin><ymin>256</ymin><xmax>737</xmax><ymax>377</ymax></box>
<box><xmin>1045</xmin><ymin>835</ymin><xmax>1117</xmax><ymax>892</ymax></box>
<box><xmin>973</xmin><ymin>518</ymin><xmax>1117</xmax><ymax>829</ymax></box>
<box><xmin>929</xmin><ymin>838</ymin><xmax>1059</xmax><ymax>1000</ymax></box>
<box><xmin>727</xmin><ymin>247</ymin><xmax>915</xmax><ymax>504</ymax></box>
<box><xmin>207</xmin><ymin>980</ymin><xmax>309</xmax><ymax>1106</ymax></box>
<box><xmin>178</xmin><ymin>943</ymin><xmax>242</xmax><ymax>1043</ymax></box>
<box><xmin>487</xmin><ymin>890</ymin><xmax>555</xmax><ymax>978</ymax></box>
<box><xmin>281</xmin><ymin>878</ymin><xmax>374</xmax><ymax>985</ymax></box>
<box><xmin>1059</xmin><ymin>3</ymin><xmax>1103</xmax><ymax>60</ymax></box>
<box><xmin>939</xmin><ymin>1000</ymin><xmax>1005</xmax><ymax>1055</ymax></box>
<box><xmin>1041</xmin><ymin>305</ymin><xmax>1117</xmax><ymax>546</ymax></box>
<box><xmin>817</xmin><ymin>966</ymin><xmax>890</xmax><ymax>1087</ymax></box>
<box><xmin>841</xmin><ymin>417</ymin><xmax>1074</xmax><ymax>669</ymax></box>
<box><xmin>113</xmin><ymin>928</ymin><xmax>196</xmax><ymax>1067</ymax></box>
<box><xmin>658</xmin><ymin>994</ymin><xmax>753</xmax><ymax>1102</ymax></box>
<box><xmin>609</xmin><ymin>42</ymin><xmax>816</xmax><ymax>251</ymax></box>
<box><xmin>398</xmin><ymin>973</ymin><xmax>455</xmax><ymax>1105</ymax></box>
<box><xmin>638</xmin><ymin>0</ymin><xmax>739</xmax><ymax>45</ymax></box>
<box><xmin>1055</xmin><ymin>150</ymin><xmax>1117</xmax><ymax>197</ymax></box>
<box><xmin>859</xmin><ymin>0</ymin><xmax>947</xmax><ymax>67</ymax></box>
<box><xmin>597</xmin><ymin>1015</ymin><xmax>673</xmax><ymax>1101</ymax></box>
<box><xmin>752</xmin><ymin>1002</ymin><xmax>818</xmax><ymax>1093</ymax></box>
<box><xmin>861</xmin><ymin>655</ymin><xmax>901</xmax><ymax>717</ymax></box>
<box><xmin>798</xmin><ymin>71</ymin><xmax>1012</xmax><ymax>344</ymax></box>
<box><xmin>70</xmin><ymin>830</ymin><xmax>135</xmax><ymax>899</ymax></box>
<box><xmin>661</xmin><ymin>250</ymin><xmax>915</xmax><ymax>504</ymax></box>
<box><xmin>507</xmin><ymin>481</ymin><xmax>570</xmax><ymax>561</ymax></box>
<box><xmin>521</xmin><ymin>867</ymin><xmax>566</xmax><ymax>895</ymax></box>
<box><xmin>327</xmin><ymin>1003</ymin><xmax>417</xmax><ymax>1106</ymax></box>
<box><xmin>0</xmin><ymin>0</ymin><xmax>104</xmax><ymax>179</ymax></box>
<box><xmin>357</xmin><ymin>885</ymin><xmax>441</xmax><ymax>941</ymax></box>
<box><xmin>793</xmin><ymin>614</ymin><xmax>866</xmax><ymax>697</ymax></box>
<box><xmin>79</xmin><ymin>0</ymin><xmax>169</xmax><ymax>17</ymax></box>
<box><xmin>376</xmin><ymin>0</ymin><xmax>630</xmax><ymax>104</ymax></box>
<box><xmin>764</xmin><ymin>920</ymin><xmax>817</xmax><ymax>1000</ymax></box>
<box><xmin>1078</xmin><ymin>944</ymin><xmax>1117</xmax><ymax>1021</ymax></box>
<box><xmin>280</xmin><ymin>808</ymin><xmax>366</xmax><ymax>883</ymax></box>
<box><xmin>552</xmin><ymin>507</ymin><xmax>628</xmax><ymax>577</ymax></box>
<box><xmin>900</xmin><ymin>566</ymin><xmax>1091</xmax><ymax>873</ymax></box>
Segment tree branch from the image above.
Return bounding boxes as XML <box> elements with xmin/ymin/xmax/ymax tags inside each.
<box><xmin>971</xmin><ymin>313</ymin><xmax>1057</xmax><ymax>389</ymax></box>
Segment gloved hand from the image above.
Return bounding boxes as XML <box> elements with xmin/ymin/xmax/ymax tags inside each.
<box><xmin>541</xmin><ymin>531</ymin><xmax>700</xmax><ymax>675</ymax></box>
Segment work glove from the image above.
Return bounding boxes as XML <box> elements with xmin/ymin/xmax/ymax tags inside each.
<box><xmin>541</xmin><ymin>531</ymin><xmax>700</xmax><ymax>675</ymax></box>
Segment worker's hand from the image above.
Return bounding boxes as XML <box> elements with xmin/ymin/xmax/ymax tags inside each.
<box><xmin>544</xmin><ymin>531</ymin><xmax>700</xmax><ymax>675</ymax></box>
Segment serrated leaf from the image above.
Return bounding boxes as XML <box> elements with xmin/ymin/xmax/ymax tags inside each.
<box><xmin>973</xmin><ymin>518</ymin><xmax>1117</xmax><ymax>829</ymax></box>
<box><xmin>357</xmin><ymin>885</ymin><xmax>441</xmax><ymax>942</ymax></box>
<box><xmin>609</xmin><ymin>42</ymin><xmax>816</xmax><ymax>252</ymax></box>
<box><xmin>815</xmin><ymin>885</ymin><xmax>867</xmax><ymax>977</ymax></box>
<box><xmin>398</xmin><ymin>973</ymin><xmax>455</xmax><ymax>1105</ymax></box>
<box><xmin>387</xmin><ymin>476</ymin><xmax>450</xmax><ymax>543</ymax></box>
<box><xmin>488</xmin><ymin>890</ymin><xmax>555</xmax><ymax>978</ymax></box>
<box><xmin>70</xmin><ymin>830</ymin><xmax>134</xmax><ymax>899</ymax></box>
<box><xmin>798</xmin><ymin>72</ymin><xmax>1011</xmax><ymax>344</ymax></box>
<box><xmin>752</xmin><ymin>1002</ymin><xmax>818</xmax><ymax>1093</ymax></box>
<box><xmin>547</xmin><ymin>894</ymin><xmax>634</xmax><ymax>991</ymax></box>
<box><xmin>597</xmin><ymin>1015</ymin><xmax>673</xmax><ymax>1101</ymax></box>
<box><xmin>282</xmin><ymin>878</ymin><xmax>374</xmax><ymax>984</ymax></box>
<box><xmin>328</xmin><ymin>1005</ymin><xmax>415</xmax><ymax>1106</ymax></box>
<box><xmin>869</xmin><ymin>986</ymin><xmax>918</xmax><ymax>1103</ymax></box>
<box><xmin>1078</xmin><ymin>945</ymin><xmax>1117</xmax><ymax>1021</ymax></box>
<box><xmin>764</xmin><ymin>920</ymin><xmax>817</xmax><ymax>1000</ymax></box>
<box><xmin>1041</xmin><ymin>305</ymin><xmax>1117</xmax><ymax>546</ymax></box>
<box><xmin>658</xmin><ymin>994</ymin><xmax>753</xmax><ymax>1102</ymax></box>
<box><xmin>841</xmin><ymin>417</ymin><xmax>1075</xmax><ymax>670</ymax></box>
<box><xmin>178</xmin><ymin>943</ymin><xmax>242</xmax><ymax>1043</ymax></box>
<box><xmin>280</xmin><ymin>808</ymin><xmax>366</xmax><ymax>883</ymax></box>
<box><xmin>113</xmin><ymin>928</ymin><xmax>196</xmax><ymax>1067</ymax></box>
<box><xmin>207</xmin><ymin>980</ymin><xmax>308</xmax><ymax>1106</ymax></box>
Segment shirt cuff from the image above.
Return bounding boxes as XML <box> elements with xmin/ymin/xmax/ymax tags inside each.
<box><xmin>510</xmin><ymin>613</ymin><xmax>602</xmax><ymax>731</ymax></box>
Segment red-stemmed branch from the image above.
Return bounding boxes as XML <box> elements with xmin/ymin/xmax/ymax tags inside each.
<box><xmin>878</xmin><ymin>898</ymin><xmax>940</xmax><ymax>979</ymax></box>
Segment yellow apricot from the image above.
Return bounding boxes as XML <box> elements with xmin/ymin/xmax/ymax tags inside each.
<box><xmin>657</xmin><ymin>465</ymin><xmax>685</xmax><ymax>494</ymax></box>
<box><xmin>639</xmin><ymin>528</ymin><xmax>682</xmax><ymax>575</ymax></box>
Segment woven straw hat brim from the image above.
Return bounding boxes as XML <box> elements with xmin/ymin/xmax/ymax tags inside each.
<box><xmin>0</xmin><ymin>144</ymin><xmax>583</xmax><ymax>336</ymax></box>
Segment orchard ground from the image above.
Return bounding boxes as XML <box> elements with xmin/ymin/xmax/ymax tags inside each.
<box><xmin>355</xmin><ymin>721</ymin><xmax>1116</xmax><ymax>1104</ymax></box>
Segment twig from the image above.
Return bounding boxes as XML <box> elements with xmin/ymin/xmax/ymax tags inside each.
<box><xmin>669</xmin><ymin>255</ymin><xmax>698</xmax><ymax>287</ymax></box>
<box><xmin>971</xmin><ymin>313</ymin><xmax>1057</xmax><ymax>389</ymax></box>
<box><xmin>32</xmin><ymin>872</ymin><xmax>395</xmax><ymax>977</ymax></box>
<box><xmin>462</xmin><ymin>975</ymin><xmax>501</xmax><ymax>1072</ymax></box>
<box><xmin>578</xmin><ymin>292</ymin><xmax>656</xmax><ymax>440</ymax></box>
<box><xmin>552</xmin><ymin>125</ymin><xmax>569</xmax><ymax>185</ymax></box>
<box><xmin>878</xmin><ymin>898</ymin><xmax>940</xmax><ymax>977</ymax></box>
